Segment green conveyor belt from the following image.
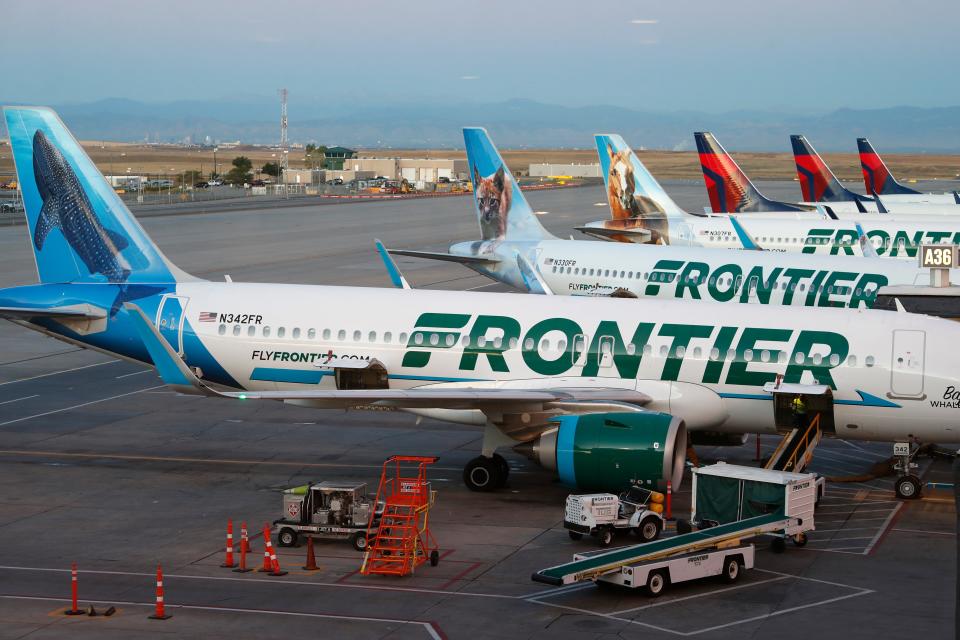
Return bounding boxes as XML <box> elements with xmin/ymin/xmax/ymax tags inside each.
<box><xmin>533</xmin><ymin>511</ymin><xmax>787</xmax><ymax>586</ymax></box>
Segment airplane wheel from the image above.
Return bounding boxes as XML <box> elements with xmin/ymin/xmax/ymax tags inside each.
<box><xmin>895</xmin><ymin>475</ymin><xmax>921</xmax><ymax>500</ymax></box>
<box><xmin>463</xmin><ymin>456</ymin><xmax>501</xmax><ymax>492</ymax></box>
<box><xmin>793</xmin><ymin>532</ymin><xmax>808</xmax><ymax>547</ymax></box>
<box><xmin>491</xmin><ymin>453</ymin><xmax>510</xmax><ymax>488</ymax></box>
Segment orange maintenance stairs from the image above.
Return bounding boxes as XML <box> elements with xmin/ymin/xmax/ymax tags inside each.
<box><xmin>361</xmin><ymin>456</ymin><xmax>439</xmax><ymax>576</ymax></box>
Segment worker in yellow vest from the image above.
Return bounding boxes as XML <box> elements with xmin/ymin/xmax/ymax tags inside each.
<box><xmin>790</xmin><ymin>395</ymin><xmax>807</xmax><ymax>429</ymax></box>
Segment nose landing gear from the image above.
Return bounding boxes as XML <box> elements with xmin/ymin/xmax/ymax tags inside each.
<box><xmin>893</xmin><ymin>441</ymin><xmax>922</xmax><ymax>500</ymax></box>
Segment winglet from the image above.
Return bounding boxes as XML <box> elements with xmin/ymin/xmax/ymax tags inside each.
<box><xmin>728</xmin><ymin>216</ymin><xmax>762</xmax><ymax>251</ymax></box>
<box><xmin>374</xmin><ymin>239</ymin><xmax>411</xmax><ymax>289</ymax></box>
<box><xmin>123</xmin><ymin>303</ymin><xmax>211</xmax><ymax>395</ymax></box>
<box><xmin>516</xmin><ymin>253</ymin><xmax>554</xmax><ymax>295</ymax></box>
<box><xmin>873</xmin><ymin>193</ymin><xmax>889</xmax><ymax>214</ymax></box>
<box><xmin>953</xmin><ymin>191</ymin><xmax>960</xmax><ymax>205</ymax></box>
<box><xmin>855</xmin><ymin>223</ymin><xmax>879</xmax><ymax>258</ymax></box>
<box><xmin>816</xmin><ymin>204</ymin><xmax>839</xmax><ymax>221</ymax></box>
<box><xmin>854</xmin><ymin>198</ymin><xmax>868</xmax><ymax>214</ymax></box>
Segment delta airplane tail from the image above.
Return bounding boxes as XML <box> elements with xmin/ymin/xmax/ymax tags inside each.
<box><xmin>857</xmin><ymin>138</ymin><xmax>921</xmax><ymax>196</ymax></box>
<box><xmin>791</xmin><ymin>134</ymin><xmax>871</xmax><ymax>203</ymax></box>
<box><xmin>4</xmin><ymin>107</ymin><xmax>192</xmax><ymax>286</ymax></box>
<box><xmin>463</xmin><ymin>127</ymin><xmax>554</xmax><ymax>244</ymax></box>
<box><xmin>694</xmin><ymin>132</ymin><xmax>807</xmax><ymax>213</ymax></box>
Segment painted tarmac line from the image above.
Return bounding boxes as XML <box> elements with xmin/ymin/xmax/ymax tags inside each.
<box><xmin>115</xmin><ymin>369</ymin><xmax>152</xmax><ymax>379</ymax></box>
<box><xmin>837</xmin><ymin>439</ymin><xmax>890</xmax><ymax>459</ymax></box>
<box><xmin>0</xmin><ymin>449</ymin><xmax>466</xmax><ymax>472</ymax></box>
<box><xmin>0</xmin><ymin>386</ymin><xmax>166</xmax><ymax>427</ymax></box>
<box><xmin>892</xmin><ymin>528</ymin><xmax>953</xmax><ymax>536</ymax></box>
<box><xmin>0</xmin><ymin>594</ymin><xmax>444</xmax><ymax>639</ymax></box>
<box><xmin>0</xmin><ymin>394</ymin><xmax>38</xmax><ymax>406</ymax></box>
<box><xmin>809</xmin><ymin>527</ymin><xmax>885</xmax><ymax>534</ymax></box>
<box><xmin>0</xmin><ymin>360</ymin><xmax>117</xmax><ymax>387</ymax></box>
<box><xmin>815</xmin><ymin>500</ymin><xmax>899</xmax><ymax>508</ymax></box>
<box><xmin>608</xmin><ymin>575</ymin><xmax>791</xmax><ymax>615</ymax></box>
<box><xmin>685</xmin><ymin>589</ymin><xmax>874</xmax><ymax>636</ymax></box>
<box><xmin>0</xmin><ymin>565</ymin><xmax>517</xmax><ymax>600</ymax></box>
<box><xmin>864</xmin><ymin>502</ymin><xmax>903</xmax><ymax>555</ymax></box>
<box><xmin>807</xmin><ymin>536</ymin><xmax>875</xmax><ymax>543</ymax></box>
<box><xmin>526</xmin><ymin>599</ymin><xmax>682</xmax><ymax>636</ymax></box>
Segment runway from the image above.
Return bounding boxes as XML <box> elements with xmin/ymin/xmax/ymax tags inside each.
<box><xmin>0</xmin><ymin>181</ymin><xmax>955</xmax><ymax>639</ymax></box>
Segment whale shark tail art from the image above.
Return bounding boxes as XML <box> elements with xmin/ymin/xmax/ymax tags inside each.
<box><xmin>4</xmin><ymin>106</ymin><xmax>194</xmax><ymax>286</ymax></box>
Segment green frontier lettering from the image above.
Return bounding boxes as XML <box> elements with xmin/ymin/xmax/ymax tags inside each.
<box><xmin>644</xmin><ymin>260</ymin><xmax>683</xmax><ymax>296</ymax></box>
<box><xmin>401</xmin><ymin>312</ymin><xmax>470</xmax><ymax>368</ymax></box>
<box><xmin>404</xmin><ymin>313</ymin><xmax>850</xmax><ymax>390</ymax></box>
<box><xmin>740</xmin><ymin>266</ymin><xmax>783</xmax><ymax>304</ymax></box>
<box><xmin>676</xmin><ymin>262</ymin><xmax>709</xmax><ymax>300</ymax></box>
<box><xmin>802</xmin><ymin>229</ymin><xmax>833</xmax><ymax>254</ymax></box>
<box><xmin>459</xmin><ymin>315</ymin><xmax>521</xmax><ymax>372</ymax></box>
<box><xmin>581</xmin><ymin>320</ymin><xmax>655</xmax><ymax>377</ymax></box>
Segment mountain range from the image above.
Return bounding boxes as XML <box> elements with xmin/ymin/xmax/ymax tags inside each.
<box><xmin>2</xmin><ymin>97</ymin><xmax>959</xmax><ymax>152</ymax></box>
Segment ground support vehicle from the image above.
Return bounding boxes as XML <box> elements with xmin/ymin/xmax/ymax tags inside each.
<box><xmin>273</xmin><ymin>481</ymin><xmax>382</xmax><ymax>551</ymax></box>
<box><xmin>564</xmin><ymin>485</ymin><xmax>666</xmax><ymax>546</ymax></box>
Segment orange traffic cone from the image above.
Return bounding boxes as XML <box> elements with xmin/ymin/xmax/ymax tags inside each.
<box><xmin>64</xmin><ymin>562</ymin><xmax>84</xmax><ymax>615</ymax></box>
<box><xmin>263</xmin><ymin>523</ymin><xmax>287</xmax><ymax>577</ymax></box>
<box><xmin>303</xmin><ymin>537</ymin><xmax>318</xmax><ymax>571</ymax></box>
<box><xmin>233</xmin><ymin>521</ymin><xmax>252</xmax><ymax>573</ymax></box>
<box><xmin>220</xmin><ymin>519</ymin><xmax>237</xmax><ymax>568</ymax></box>
<box><xmin>148</xmin><ymin>564</ymin><xmax>172</xmax><ymax>620</ymax></box>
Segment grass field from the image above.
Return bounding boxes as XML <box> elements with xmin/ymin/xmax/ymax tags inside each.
<box><xmin>1</xmin><ymin>139</ymin><xmax>959</xmax><ymax>183</ymax></box>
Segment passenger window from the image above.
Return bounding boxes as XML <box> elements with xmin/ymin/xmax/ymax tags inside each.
<box><xmin>524</xmin><ymin>338</ymin><xmax>534</xmax><ymax>351</ymax></box>
<box><xmin>865</xmin><ymin>355</ymin><xmax>875</xmax><ymax>367</ymax></box>
<box><xmin>292</xmin><ymin>328</ymin><xmax>301</xmax><ymax>339</ymax></box>
<box><xmin>557</xmin><ymin>339</ymin><xmax>567</xmax><ymax>352</ymax></box>
<box><xmin>353</xmin><ymin>330</ymin><xmax>362</xmax><ymax>342</ymax></box>
<box><xmin>263</xmin><ymin>326</ymin><xmax>271</xmax><ymax>337</ymax></box>
<box><xmin>693</xmin><ymin>347</ymin><xmax>702</xmax><ymax>359</ymax></box>
<box><xmin>709</xmin><ymin>347</ymin><xmax>720</xmax><ymax>360</ymax></box>
<box><xmin>218</xmin><ymin>324</ymin><xmax>226</xmax><ymax>335</ymax></box>
<box><xmin>337</xmin><ymin>329</ymin><xmax>346</xmax><ymax>341</ymax></box>
<box><xmin>446</xmin><ymin>334</ymin><xmax>455</xmax><ymax>346</ymax></box>
<box><xmin>322</xmin><ymin>329</ymin><xmax>331</xmax><ymax>340</ymax></box>
<box><xmin>247</xmin><ymin>326</ymin><xmax>256</xmax><ymax>337</ymax></box>
<box><xmin>233</xmin><ymin>325</ymin><xmax>241</xmax><ymax>336</ymax></box>
<box><xmin>307</xmin><ymin>328</ymin><xmax>316</xmax><ymax>339</ymax></box>
<box><xmin>384</xmin><ymin>332</ymin><xmax>392</xmax><ymax>344</ymax></box>
<box><xmin>829</xmin><ymin>354</ymin><xmax>840</xmax><ymax>366</ymax></box>
<box><xmin>509</xmin><ymin>337</ymin><xmax>519</xmax><ymax>349</ymax></box>
<box><xmin>847</xmin><ymin>355</ymin><xmax>857</xmax><ymax>367</ymax></box>
<box><xmin>368</xmin><ymin>331</ymin><xmax>377</xmax><ymax>342</ymax></box>
<box><xmin>399</xmin><ymin>332</ymin><xmax>408</xmax><ymax>344</ymax></box>
<box><xmin>277</xmin><ymin>327</ymin><xmax>285</xmax><ymax>338</ymax></box>
<box><xmin>743</xmin><ymin>349</ymin><xmax>753</xmax><ymax>361</ymax></box>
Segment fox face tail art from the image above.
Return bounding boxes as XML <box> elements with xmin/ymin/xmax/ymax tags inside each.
<box><xmin>695</xmin><ymin>132</ymin><xmax>807</xmax><ymax>213</ymax></box>
<box><xmin>857</xmin><ymin>138</ymin><xmax>921</xmax><ymax>196</ymax></box>
<box><xmin>791</xmin><ymin>134</ymin><xmax>872</xmax><ymax>203</ymax></box>
<box><xmin>463</xmin><ymin>128</ymin><xmax>551</xmax><ymax>250</ymax></box>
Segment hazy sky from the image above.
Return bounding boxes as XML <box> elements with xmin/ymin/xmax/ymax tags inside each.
<box><xmin>4</xmin><ymin>0</ymin><xmax>959</xmax><ymax>112</ymax></box>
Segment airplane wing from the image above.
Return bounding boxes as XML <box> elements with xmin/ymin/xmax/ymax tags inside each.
<box><xmin>124</xmin><ymin>303</ymin><xmax>650</xmax><ymax>411</ymax></box>
<box><xmin>387</xmin><ymin>248</ymin><xmax>500</xmax><ymax>265</ymax></box>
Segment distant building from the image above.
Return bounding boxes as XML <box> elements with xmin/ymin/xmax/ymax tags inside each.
<box><xmin>529</xmin><ymin>163</ymin><xmax>601</xmax><ymax>178</ymax></box>
<box><xmin>341</xmin><ymin>157</ymin><xmax>468</xmax><ymax>183</ymax></box>
<box><xmin>324</xmin><ymin>146</ymin><xmax>356</xmax><ymax>170</ymax></box>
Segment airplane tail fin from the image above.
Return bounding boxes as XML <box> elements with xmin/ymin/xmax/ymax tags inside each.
<box><xmin>857</xmin><ymin>138</ymin><xmax>920</xmax><ymax>196</ymax></box>
<box><xmin>790</xmin><ymin>134</ymin><xmax>871</xmax><ymax>203</ymax></box>
<box><xmin>694</xmin><ymin>132</ymin><xmax>807</xmax><ymax>213</ymax></box>
<box><xmin>4</xmin><ymin>106</ymin><xmax>192</xmax><ymax>285</ymax></box>
<box><xmin>463</xmin><ymin>128</ymin><xmax>554</xmax><ymax>243</ymax></box>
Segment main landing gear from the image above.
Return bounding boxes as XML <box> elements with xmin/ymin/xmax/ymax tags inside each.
<box><xmin>463</xmin><ymin>454</ymin><xmax>509</xmax><ymax>491</ymax></box>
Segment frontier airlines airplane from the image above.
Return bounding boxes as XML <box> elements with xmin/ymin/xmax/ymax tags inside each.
<box><xmin>388</xmin><ymin>130</ymin><xmax>958</xmax><ymax>307</ymax></box>
<box><xmin>580</xmin><ymin>135</ymin><xmax>960</xmax><ymax>257</ymax></box>
<box><xmin>2</xmin><ymin>107</ymin><xmax>959</xmax><ymax>498</ymax></box>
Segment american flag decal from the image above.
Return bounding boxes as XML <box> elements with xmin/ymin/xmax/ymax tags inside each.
<box><xmin>199</xmin><ymin>311</ymin><xmax>218</xmax><ymax>322</ymax></box>
<box><xmin>545</xmin><ymin>257</ymin><xmax>554</xmax><ymax>265</ymax></box>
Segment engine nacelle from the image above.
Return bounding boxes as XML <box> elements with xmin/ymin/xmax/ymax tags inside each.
<box><xmin>516</xmin><ymin>411</ymin><xmax>686</xmax><ymax>492</ymax></box>
<box><xmin>688</xmin><ymin>431</ymin><xmax>749</xmax><ymax>447</ymax></box>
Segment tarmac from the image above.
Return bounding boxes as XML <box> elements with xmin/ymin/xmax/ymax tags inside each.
<box><xmin>0</xmin><ymin>180</ymin><xmax>956</xmax><ymax>639</ymax></box>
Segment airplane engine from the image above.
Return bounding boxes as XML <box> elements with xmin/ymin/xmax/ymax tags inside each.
<box><xmin>516</xmin><ymin>412</ymin><xmax>686</xmax><ymax>492</ymax></box>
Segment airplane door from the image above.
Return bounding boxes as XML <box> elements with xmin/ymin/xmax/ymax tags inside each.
<box><xmin>597</xmin><ymin>336</ymin><xmax>615</xmax><ymax>369</ymax></box>
<box><xmin>157</xmin><ymin>295</ymin><xmax>190</xmax><ymax>356</ymax></box>
<box><xmin>890</xmin><ymin>330</ymin><xmax>925</xmax><ymax>398</ymax></box>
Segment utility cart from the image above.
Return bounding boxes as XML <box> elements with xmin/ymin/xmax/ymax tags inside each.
<box><xmin>564</xmin><ymin>485</ymin><xmax>666</xmax><ymax>546</ymax></box>
<box><xmin>273</xmin><ymin>481</ymin><xmax>383</xmax><ymax>551</ymax></box>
